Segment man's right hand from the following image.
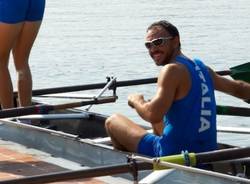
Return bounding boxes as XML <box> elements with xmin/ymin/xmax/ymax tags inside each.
<box><xmin>128</xmin><ymin>94</ymin><xmax>144</xmax><ymax>109</ymax></box>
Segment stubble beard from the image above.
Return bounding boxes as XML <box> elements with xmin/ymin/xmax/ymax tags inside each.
<box><xmin>164</xmin><ymin>47</ymin><xmax>180</xmax><ymax>65</ymax></box>
<box><xmin>156</xmin><ymin>52</ymin><xmax>174</xmax><ymax>66</ymax></box>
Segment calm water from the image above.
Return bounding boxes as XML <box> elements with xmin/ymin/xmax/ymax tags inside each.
<box><xmin>9</xmin><ymin>0</ymin><xmax>250</xmax><ymax>146</ymax></box>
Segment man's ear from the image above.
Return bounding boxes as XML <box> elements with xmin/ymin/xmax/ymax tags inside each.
<box><xmin>173</xmin><ymin>36</ymin><xmax>180</xmax><ymax>49</ymax></box>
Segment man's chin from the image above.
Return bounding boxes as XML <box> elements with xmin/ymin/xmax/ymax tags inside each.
<box><xmin>154</xmin><ymin>59</ymin><xmax>164</xmax><ymax>66</ymax></box>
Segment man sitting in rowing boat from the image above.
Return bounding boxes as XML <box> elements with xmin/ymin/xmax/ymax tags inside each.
<box><xmin>105</xmin><ymin>20</ymin><xmax>250</xmax><ymax>157</ymax></box>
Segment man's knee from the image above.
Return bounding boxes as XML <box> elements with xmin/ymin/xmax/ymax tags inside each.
<box><xmin>105</xmin><ymin>113</ymin><xmax>122</xmax><ymax>129</ymax></box>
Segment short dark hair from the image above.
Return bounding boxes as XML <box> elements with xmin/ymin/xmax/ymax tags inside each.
<box><xmin>147</xmin><ymin>20</ymin><xmax>179</xmax><ymax>37</ymax></box>
<box><xmin>147</xmin><ymin>20</ymin><xmax>180</xmax><ymax>47</ymax></box>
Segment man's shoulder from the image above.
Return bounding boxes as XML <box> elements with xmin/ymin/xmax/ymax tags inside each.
<box><xmin>161</xmin><ymin>62</ymin><xmax>187</xmax><ymax>76</ymax></box>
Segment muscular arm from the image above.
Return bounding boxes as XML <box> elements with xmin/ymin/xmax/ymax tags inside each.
<box><xmin>208</xmin><ymin>67</ymin><xmax>250</xmax><ymax>100</ymax></box>
<box><xmin>128</xmin><ymin>64</ymin><xmax>182</xmax><ymax>124</ymax></box>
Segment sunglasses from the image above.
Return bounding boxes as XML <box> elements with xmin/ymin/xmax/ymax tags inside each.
<box><xmin>145</xmin><ymin>37</ymin><xmax>173</xmax><ymax>49</ymax></box>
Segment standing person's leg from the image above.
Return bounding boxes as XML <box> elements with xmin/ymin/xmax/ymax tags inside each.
<box><xmin>12</xmin><ymin>0</ymin><xmax>45</xmax><ymax>107</ymax></box>
<box><xmin>105</xmin><ymin>113</ymin><xmax>148</xmax><ymax>152</ymax></box>
<box><xmin>0</xmin><ymin>23</ymin><xmax>23</xmax><ymax>109</ymax></box>
<box><xmin>12</xmin><ymin>21</ymin><xmax>43</xmax><ymax>106</ymax></box>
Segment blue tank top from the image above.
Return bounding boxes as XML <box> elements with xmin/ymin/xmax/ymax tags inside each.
<box><xmin>159</xmin><ymin>56</ymin><xmax>217</xmax><ymax>156</ymax></box>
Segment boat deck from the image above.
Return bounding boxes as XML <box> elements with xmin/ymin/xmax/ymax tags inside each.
<box><xmin>0</xmin><ymin>139</ymin><xmax>127</xmax><ymax>184</ymax></box>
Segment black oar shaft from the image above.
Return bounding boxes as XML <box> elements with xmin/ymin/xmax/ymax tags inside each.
<box><xmin>217</xmin><ymin>105</ymin><xmax>250</xmax><ymax>116</ymax></box>
<box><xmin>115</xmin><ymin>78</ymin><xmax>157</xmax><ymax>87</ymax></box>
<box><xmin>33</xmin><ymin>83</ymin><xmax>106</xmax><ymax>96</ymax></box>
<box><xmin>12</xmin><ymin>70</ymin><xmax>232</xmax><ymax>97</ymax></box>
<box><xmin>216</xmin><ymin>70</ymin><xmax>231</xmax><ymax>76</ymax></box>
<box><xmin>196</xmin><ymin>147</ymin><xmax>250</xmax><ymax>164</ymax></box>
<box><xmin>30</xmin><ymin>78</ymin><xmax>157</xmax><ymax>96</ymax></box>
<box><xmin>0</xmin><ymin>162</ymin><xmax>152</xmax><ymax>184</ymax></box>
<box><xmin>0</xmin><ymin>97</ymin><xmax>116</xmax><ymax>119</ymax></box>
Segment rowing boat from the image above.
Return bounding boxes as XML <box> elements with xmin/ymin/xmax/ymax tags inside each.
<box><xmin>0</xmin><ymin>99</ymin><xmax>249</xmax><ymax>184</ymax></box>
<box><xmin>0</xmin><ymin>64</ymin><xmax>249</xmax><ymax>183</ymax></box>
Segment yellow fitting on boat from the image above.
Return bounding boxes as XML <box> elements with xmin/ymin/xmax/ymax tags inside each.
<box><xmin>153</xmin><ymin>153</ymin><xmax>197</xmax><ymax>170</ymax></box>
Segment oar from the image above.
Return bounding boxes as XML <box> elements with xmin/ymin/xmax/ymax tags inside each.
<box><xmin>0</xmin><ymin>162</ymin><xmax>152</xmax><ymax>184</ymax></box>
<box><xmin>144</xmin><ymin>145</ymin><xmax>250</xmax><ymax>166</ymax></box>
<box><xmin>133</xmin><ymin>152</ymin><xmax>250</xmax><ymax>183</ymax></box>
<box><xmin>141</xmin><ymin>147</ymin><xmax>250</xmax><ymax>170</ymax></box>
<box><xmin>227</xmin><ymin>62</ymin><xmax>250</xmax><ymax>83</ymax></box>
<box><xmin>216</xmin><ymin>105</ymin><xmax>250</xmax><ymax>116</ymax></box>
<box><xmin>217</xmin><ymin>126</ymin><xmax>250</xmax><ymax>134</ymax></box>
<box><xmin>0</xmin><ymin>96</ymin><xmax>116</xmax><ymax>119</ymax></box>
<box><xmin>12</xmin><ymin>63</ymin><xmax>250</xmax><ymax>97</ymax></box>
